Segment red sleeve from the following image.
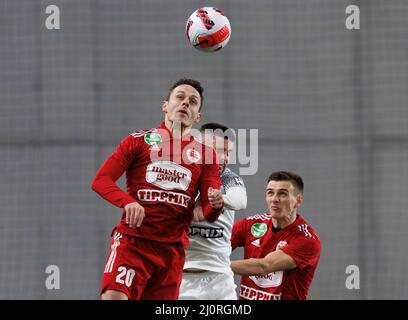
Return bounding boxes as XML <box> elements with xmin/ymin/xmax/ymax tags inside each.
<box><xmin>280</xmin><ymin>237</ymin><xmax>321</xmax><ymax>270</ymax></box>
<box><xmin>200</xmin><ymin>147</ymin><xmax>223</xmax><ymax>222</ymax></box>
<box><xmin>231</xmin><ymin>218</ymin><xmax>247</xmax><ymax>250</ymax></box>
<box><xmin>91</xmin><ymin>135</ymin><xmax>140</xmax><ymax>208</ymax></box>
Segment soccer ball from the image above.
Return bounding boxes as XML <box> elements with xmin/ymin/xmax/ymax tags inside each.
<box><xmin>185</xmin><ymin>7</ymin><xmax>231</xmax><ymax>52</ymax></box>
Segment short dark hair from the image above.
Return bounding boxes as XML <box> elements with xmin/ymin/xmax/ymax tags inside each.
<box><xmin>267</xmin><ymin>171</ymin><xmax>304</xmax><ymax>194</ymax></box>
<box><xmin>200</xmin><ymin>122</ymin><xmax>236</xmax><ymax>142</ymax></box>
<box><xmin>165</xmin><ymin>78</ymin><xmax>204</xmax><ymax>109</ymax></box>
<box><xmin>200</xmin><ymin>122</ymin><xmax>229</xmax><ymax>133</ymax></box>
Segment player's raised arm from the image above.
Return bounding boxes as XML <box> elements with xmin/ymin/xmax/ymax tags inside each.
<box><xmin>199</xmin><ymin>148</ymin><xmax>223</xmax><ymax>222</ymax></box>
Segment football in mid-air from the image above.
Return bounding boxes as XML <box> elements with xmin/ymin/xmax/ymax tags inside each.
<box><xmin>185</xmin><ymin>7</ymin><xmax>231</xmax><ymax>52</ymax></box>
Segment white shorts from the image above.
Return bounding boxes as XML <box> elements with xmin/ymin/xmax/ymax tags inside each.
<box><xmin>178</xmin><ymin>270</ymin><xmax>237</xmax><ymax>300</ymax></box>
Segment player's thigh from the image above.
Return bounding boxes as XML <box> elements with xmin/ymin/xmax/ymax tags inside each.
<box><xmin>100</xmin><ymin>233</ymin><xmax>152</xmax><ymax>300</ymax></box>
<box><xmin>179</xmin><ymin>272</ymin><xmax>234</xmax><ymax>300</ymax></box>
<box><xmin>141</xmin><ymin>243</ymin><xmax>185</xmax><ymax>300</ymax></box>
<box><xmin>209</xmin><ymin>272</ymin><xmax>238</xmax><ymax>300</ymax></box>
<box><xmin>101</xmin><ymin>290</ymin><xmax>128</xmax><ymax>300</ymax></box>
<box><xmin>178</xmin><ymin>273</ymin><xmax>203</xmax><ymax>300</ymax></box>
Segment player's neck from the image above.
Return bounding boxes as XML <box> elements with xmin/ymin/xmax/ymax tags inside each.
<box><xmin>164</xmin><ymin>118</ymin><xmax>191</xmax><ymax>138</ymax></box>
<box><xmin>272</xmin><ymin>212</ymin><xmax>297</xmax><ymax>229</ymax></box>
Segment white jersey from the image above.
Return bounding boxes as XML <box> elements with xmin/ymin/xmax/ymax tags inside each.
<box><xmin>184</xmin><ymin>168</ymin><xmax>247</xmax><ymax>273</ymax></box>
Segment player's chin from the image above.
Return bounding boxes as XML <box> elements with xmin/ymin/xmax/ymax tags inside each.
<box><xmin>270</xmin><ymin>209</ymin><xmax>282</xmax><ymax>217</ymax></box>
<box><xmin>175</xmin><ymin>115</ymin><xmax>192</xmax><ymax>126</ymax></box>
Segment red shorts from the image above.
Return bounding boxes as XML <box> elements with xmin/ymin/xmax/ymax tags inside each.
<box><xmin>100</xmin><ymin>230</ymin><xmax>185</xmax><ymax>300</ymax></box>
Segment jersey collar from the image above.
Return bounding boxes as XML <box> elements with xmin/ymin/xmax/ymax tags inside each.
<box><xmin>158</xmin><ymin>122</ymin><xmax>195</xmax><ymax>142</ymax></box>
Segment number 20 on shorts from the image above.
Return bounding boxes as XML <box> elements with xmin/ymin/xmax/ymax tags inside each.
<box><xmin>115</xmin><ymin>266</ymin><xmax>136</xmax><ymax>287</ymax></box>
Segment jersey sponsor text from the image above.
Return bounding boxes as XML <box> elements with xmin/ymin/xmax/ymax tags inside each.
<box><xmin>137</xmin><ymin>189</ymin><xmax>191</xmax><ymax>208</ymax></box>
<box><xmin>146</xmin><ymin>161</ymin><xmax>192</xmax><ymax>191</ymax></box>
<box><xmin>189</xmin><ymin>226</ymin><xmax>224</xmax><ymax>238</ymax></box>
<box><xmin>249</xmin><ymin>271</ymin><xmax>283</xmax><ymax>288</ymax></box>
<box><xmin>239</xmin><ymin>284</ymin><xmax>282</xmax><ymax>300</ymax></box>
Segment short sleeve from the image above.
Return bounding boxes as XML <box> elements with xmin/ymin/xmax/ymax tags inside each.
<box><xmin>231</xmin><ymin>218</ymin><xmax>247</xmax><ymax>250</ymax></box>
<box><xmin>222</xmin><ymin>170</ymin><xmax>246</xmax><ymax>191</ymax></box>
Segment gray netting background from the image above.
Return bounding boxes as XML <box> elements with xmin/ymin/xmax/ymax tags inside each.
<box><xmin>1</xmin><ymin>0</ymin><xmax>407</xmax><ymax>299</ymax></box>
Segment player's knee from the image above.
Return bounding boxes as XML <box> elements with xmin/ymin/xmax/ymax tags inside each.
<box><xmin>101</xmin><ymin>290</ymin><xmax>129</xmax><ymax>300</ymax></box>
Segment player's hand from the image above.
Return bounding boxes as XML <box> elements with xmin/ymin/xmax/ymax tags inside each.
<box><xmin>208</xmin><ymin>187</ymin><xmax>223</xmax><ymax>209</ymax></box>
<box><xmin>193</xmin><ymin>198</ymin><xmax>205</xmax><ymax>221</ymax></box>
<box><xmin>124</xmin><ymin>202</ymin><xmax>145</xmax><ymax>228</ymax></box>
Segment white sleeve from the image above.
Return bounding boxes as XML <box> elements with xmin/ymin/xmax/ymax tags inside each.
<box><xmin>223</xmin><ymin>186</ymin><xmax>247</xmax><ymax>211</ymax></box>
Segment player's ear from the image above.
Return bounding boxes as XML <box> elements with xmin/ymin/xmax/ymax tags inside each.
<box><xmin>162</xmin><ymin>100</ymin><xmax>168</xmax><ymax>113</ymax></box>
<box><xmin>295</xmin><ymin>194</ymin><xmax>303</xmax><ymax>208</ymax></box>
<box><xmin>194</xmin><ymin>112</ymin><xmax>201</xmax><ymax>123</ymax></box>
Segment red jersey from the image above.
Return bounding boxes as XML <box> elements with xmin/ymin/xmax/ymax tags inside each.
<box><xmin>92</xmin><ymin>122</ymin><xmax>222</xmax><ymax>245</ymax></box>
<box><xmin>231</xmin><ymin>214</ymin><xmax>321</xmax><ymax>300</ymax></box>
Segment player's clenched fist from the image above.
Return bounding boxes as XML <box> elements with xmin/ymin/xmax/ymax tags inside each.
<box><xmin>124</xmin><ymin>202</ymin><xmax>145</xmax><ymax>228</ymax></box>
<box><xmin>208</xmin><ymin>187</ymin><xmax>223</xmax><ymax>209</ymax></box>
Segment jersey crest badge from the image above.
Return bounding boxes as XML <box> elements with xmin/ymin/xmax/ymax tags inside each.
<box><xmin>149</xmin><ymin>144</ymin><xmax>161</xmax><ymax>151</ymax></box>
<box><xmin>186</xmin><ymin>148</ymin><xmax>201</xmax><ymax>163</ymax></box>
<box><xmin>144</xmin><ymin>132</ymin><xmax>162</xmax><ymax>145</ymax></box>
<box><xmin>276</xmin><ymin>241</ymin><xmax>288</xmax><ymax>250</ymax></box>
<box><xmin>251</xmin><ymin>223</ymin><xmax>267</xmax><ymax>237</ymax></box>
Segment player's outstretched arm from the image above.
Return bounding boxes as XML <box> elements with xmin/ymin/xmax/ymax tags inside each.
<box><xmin>230</xmin><ymin>250</ymin><xmax>297</xmax><ymax>276</ymax></box>
<box><xmin>91</xmin><ymin>155</ymin><xmax>138</xmax><ymax>209</ymax></box>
